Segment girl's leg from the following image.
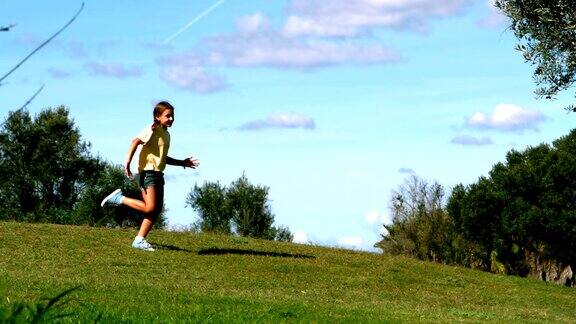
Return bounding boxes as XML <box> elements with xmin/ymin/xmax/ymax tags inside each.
<box><xmin>125</xmin><ymin>185</ymin><xmax>163</xmax><ymax>239</ymax></box>
<box><xmin>138</xmin><ymin>217</ymin><xmax>154</xmax><ymax>238</ymax></box>
<box><xmin>122</xmin><ymin>186</ymin><xmax>157</xmax><ymax>214</ymax></box>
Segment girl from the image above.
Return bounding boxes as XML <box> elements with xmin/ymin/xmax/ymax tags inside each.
<box><xmin>101</xmin><ymin>101</ymin><xmax>199</xmax><ymax>251</ymax></box>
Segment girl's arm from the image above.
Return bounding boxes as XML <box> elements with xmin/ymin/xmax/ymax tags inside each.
<box><xmin>167</xmin><ymin>156</ymin><xmax>200</xmax><ymax>169</ymax></box>
<box><xmin>125</xmin><ymin>138</ymin><xmax>144</xmax><ymax>177</ymax></box>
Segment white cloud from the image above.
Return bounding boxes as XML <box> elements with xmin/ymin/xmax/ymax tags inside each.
<box><xmin>46</xmin><ymin>67</ymin><xmax>71</xmax><ymax>78</ymax></box>
<box><xmin>14</xmin><ymin>33</ymin><xmax>43</xmax><ymax>47</ymax></box>
<box><xmin>293</xmin><ymin>230</ymin><xmax>309</xmax><ymax>244</ymax></box>
<box><xmin>237</xmin><ymin>12</ymin><xmax>271</xmax><ymax>34</ymax></box>
<box><xmin>198</xmin><ymin>30</ymin><xmax>400</xmax><ymax>70</ymax></box>
<box><xmin>283</xmin><ymin>0</ymin><xmax>473</xmax><ymax>37</ymax></box>
<box><xmin>61</xmin><ymin>41</ymin><xmax>89</xmax><ymax>59</ymax></box>
<box><xmin>85</xmin><ymin>61</ymin><xmax>143</xmax><ymax>78</ymax></box>
<box><xmin>398</xmin><ymin>167</ymin><xmax>415</xmax><ymax>174</ymax></box>
<box><xmin>156</xmin><ymin>11</ymin><xmax>400</xmax><ymax>92</ymax></box>
<box><xmin>15</xmin><ymin>33</ymin><xmax>88</xmax><ymax>59</ymax></box>
<box><xmin>465</xmin><ymin>104</ymin><xmax>547</xmax><ymax>132</ymax></box>
<box><xmin>155</xmin><ymin>7</ymin><xmax>405</xmax><ymax>91</ymax></box>
<box><xmin>451</xmin><ymin>135</ymin><xmax>493</xmax><ymax>146</ymax></box>
<box><xmin>238</xmin><ymin>113</ymin><xmax>316</xmax><ymax>131</ymax></box>
<box><xmin>159</xmin><ymin>65</ymin><xmax>227</xmax><ymax>93</ymax></box>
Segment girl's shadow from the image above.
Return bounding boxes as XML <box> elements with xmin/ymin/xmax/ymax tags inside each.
<box><xmin>153</xmin><ymin>243</ymin><xmax>193</xmax><ymax>253</ymax></box>
<box><xmin>152</xmin><ymin>245</ymin><xmax>315</xmax><ymax>259</ymax></box>
<box><xmin>197</xmin><ymin>247</ymin><xmax>315</xmax><ymax>259</ymax></box>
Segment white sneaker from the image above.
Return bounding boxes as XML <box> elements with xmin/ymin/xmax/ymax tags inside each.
<box><xmin>101</xmin><ymin>189</ymin><xmax>124</xmax><ymax>207</ymax></box>
<box><xmin>132</xmin><ymin>238</ymin><xmax>155</xmax><ymax>252</ymax></box>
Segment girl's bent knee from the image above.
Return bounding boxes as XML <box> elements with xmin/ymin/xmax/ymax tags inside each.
<box><xmin>143</xmin><ymin>205</ymin><xmax>156</xmax><ymax>214</ymax></box>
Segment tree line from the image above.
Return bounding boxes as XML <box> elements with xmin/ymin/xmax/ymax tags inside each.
<box><xmin>378</xmin><ymin>129</ymin><xmax>576</xmax><ymax>283</ymax></box>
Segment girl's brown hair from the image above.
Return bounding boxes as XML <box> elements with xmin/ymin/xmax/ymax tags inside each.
<box><xmin>152</xmin><ymin>101</ymin><xmax>174</xmax><ymax>129</ymax></box>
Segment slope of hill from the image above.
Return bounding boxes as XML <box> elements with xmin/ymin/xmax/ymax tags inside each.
<box><xmin>0</xmin><ymin>222</ymin><xmax>574</xmax><ymax>322</ymax></box>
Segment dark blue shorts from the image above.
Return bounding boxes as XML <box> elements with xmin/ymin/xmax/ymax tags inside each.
<box><xmin>135</xmin><ymin>171</ymin><xmax>164</xmax><ymax>189</ymax></box>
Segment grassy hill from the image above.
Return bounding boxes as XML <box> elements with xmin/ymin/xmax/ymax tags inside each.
<box><xmin>0</xmin><ymin>222</ymin><xmax>575</xmax><ymax>322</ymax></box>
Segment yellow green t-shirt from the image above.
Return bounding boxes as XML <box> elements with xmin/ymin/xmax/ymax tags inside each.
<box><xmin>136</xmin><ymin>124</ymin><xmax>170</xmax><ymax>172</ymax></box>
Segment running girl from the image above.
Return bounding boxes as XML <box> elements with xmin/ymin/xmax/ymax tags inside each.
<box><xmin>101</xmin><ymin>101</ymin><xmax>199</xmax><ymax>251</ymax></box>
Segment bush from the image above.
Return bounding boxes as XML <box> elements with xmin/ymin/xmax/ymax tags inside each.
<box><xmin>186</xmin><ymin>181</ymin><xmax>231</xmax><ymax>234</ymax></box>
<box><xmin>275</xmin><ymin>226</ymin><xmax>294</xmax><ymax>242</ymax></box>
<box><xmin>186</xmin><ymin>173</ymin><xmax>291</xmax><ymax>241</ymax></box>
<box><xmin>227</xmin><ymin>174</ymin><xmax>275</xmax><ymax>240</ymax></box>
<box><xmin>376</xmin><ymin>176</ymin><xmax>481</xmax><ymax>267</ymax></box>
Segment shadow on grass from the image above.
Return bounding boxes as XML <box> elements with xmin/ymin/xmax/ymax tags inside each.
<box><xmin>154</xmin><ymin>244</ymin><xmax>193</xmax><ymax>253</ymax></box>
<box><xmin>198</xmin><ymin>248</ymin><xmax>315</xmax><ymax>259</ymax></box>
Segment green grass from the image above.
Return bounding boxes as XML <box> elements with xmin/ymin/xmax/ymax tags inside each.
<box><xmin>1</xmin><ymin>221</ymin><xmax>575</xmax><ymax>322</ymax></box>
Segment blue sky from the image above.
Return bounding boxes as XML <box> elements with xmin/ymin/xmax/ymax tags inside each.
<box><xmin>2</xmin><ymin>0</ymin><xmax>575</xmax><ymax>252</ymax></box>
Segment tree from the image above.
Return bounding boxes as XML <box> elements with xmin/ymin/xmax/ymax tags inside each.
<box><xmin>186</xmin><ymin>174</ymin><xmax>292</xmax><ymax>241</ymax></box>
<box><xmin>274</xmin><ymin>226</ymin><xmax>294</xmax><ymax>242</ymax></box>
<box><xmin>0</xmin><ymin>107</ymin><xmax>92</xmax><ymax>221</ymax></box>
<box><xmin>448</xmin><ymin>130</ymin><xmax>576</xmax><ymax>275</ymax></box>
<box><xmin>495</xmin><ymin>0</ymin><xmax>576</xmax><ymax>111</ymax></box>
<box><xmin>186</xmin><ymin>181</ymin><xmax>232</xmax><ymax>234</ymax></box>
<box><xmin>227</xmin><ymin>174</ymin><xmax>276</xmax><ymax>240</ymax></box>
<box><xmin>376</xmin><ymin>176</ymin><xmax>473</xmax><ymax>265</ymax></box>
<box><xmin>447</xmin><ymin>176</ymin><xmax>507</xmax><ymax>271</ymax></box>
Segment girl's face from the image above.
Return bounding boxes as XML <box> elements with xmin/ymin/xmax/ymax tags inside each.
<box><xmin>156</xmin><ymin>109</ymin><xmax>174</xmax><ymax>128</ymax></box>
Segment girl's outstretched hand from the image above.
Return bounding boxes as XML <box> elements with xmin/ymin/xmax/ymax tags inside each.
<box><xmin>184</xmin><ymin>157</ymin><xmax>200</xmax><ymax>169</ymax></box>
